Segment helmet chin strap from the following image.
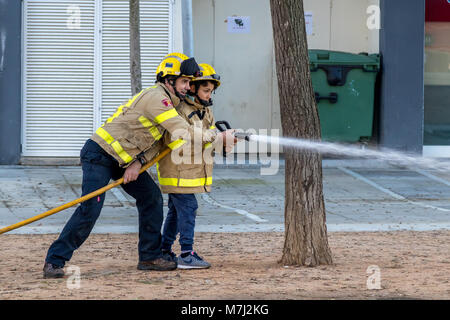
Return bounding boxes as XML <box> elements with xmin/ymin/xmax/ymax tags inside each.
<box><xmin>175</xmin><ymin>90</ymin><xmax>186</xmax><ymax>100</ymax></box>
<box><xmin>197</xmin><ymin>96</ymin><xmax>213</xmax><ymax>107</ymax></box>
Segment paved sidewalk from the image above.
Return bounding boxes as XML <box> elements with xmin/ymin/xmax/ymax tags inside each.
<box><xmin>1</xmin><ymin>160</ymin><xmax>450</xmax><ymax>234</ymax></box>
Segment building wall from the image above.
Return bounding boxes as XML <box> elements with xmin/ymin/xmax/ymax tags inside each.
<box><xmin>304</xmin><ymin>0</ymin><xmax>379</xmax><ymax>54</ymax></box>
<box><xmin>379</xmin><ymin>0</ymin><xmax>425</xmax><ymax>153</ymax></box>
<box><xmin>172</xmin><ymin>0</ymin><xmax>184</xmax><ymax>52</ymax></box>
<box><xmin>192</xmin><ymin>0</ymin><xmax>380</xmax><ymax>139</ymax></box>
<box><xmin>193</xmin><ymin>0</ymin><xmax>275</xmax><ymax>135</ymax></box>
<box><xmin>19</xmin><ymin>0</ymin><xmax>181</xmax><ymax>160</ymax></box>
<box><xmin>0</xmin><ymin>0</ymin><xmax>22</xmax><ymax>164</ymax></box>
<box><xmin>0</xmin><ymin>0</ymin><xmax>181</xmax><ymax>164</ymax></box>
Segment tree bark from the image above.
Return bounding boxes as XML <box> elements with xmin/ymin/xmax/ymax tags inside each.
<box><xmin>270</xmin><ymin>0</ymin><xmax>333</xmax><ymax>266</ymax></box>
<box><xmin>130</xmin><ymin>0</ymin><xmax>142</xmax><ymax>95</ymax></box>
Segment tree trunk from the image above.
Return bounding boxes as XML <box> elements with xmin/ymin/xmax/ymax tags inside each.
<box><xmin>270</xmin><ymin>0</ymin><xmax>333</xmax><ymax>266</ymax></box>
<box><xmin>130</xmin><ymin>0</ymin><xmax>142</xmax><ymax>95</ymax></box>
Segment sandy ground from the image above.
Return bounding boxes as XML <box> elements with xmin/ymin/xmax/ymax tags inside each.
<box><xmin>1</xmin><ymin>231</ymin><xmax>450</xmax><ymax>300</ymax></box>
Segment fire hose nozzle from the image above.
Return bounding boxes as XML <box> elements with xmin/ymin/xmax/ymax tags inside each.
<box><xmin>234</xmin><ymin>131</ymin><xmax>252</xmax><ymax>141</ymax></box>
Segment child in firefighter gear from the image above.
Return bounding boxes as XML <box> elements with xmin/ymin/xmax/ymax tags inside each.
<box><xmin>43</xmin><ymin>54</ymin><xmax>234</xmax><ymax>278</ymax></box>
<box><xmin>157</xmin><ymin>64</ymin><xmax>236</xmax><ymax>269</ymax></box>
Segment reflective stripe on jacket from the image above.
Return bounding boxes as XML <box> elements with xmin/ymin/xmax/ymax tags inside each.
<box><xmin>156</xmin><ymin>96</ymin><xmax>216</xmax><ymax>194</ymax></box>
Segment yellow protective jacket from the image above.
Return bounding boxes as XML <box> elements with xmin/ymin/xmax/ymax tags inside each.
<box><xmin>91</xmin><ymin>83</ymin><xmax>217</xmax><ymax>167</ymax></box>
<box><xmin>156</xmin><ymin>96</ymin><xmax>217</xmax><ymax>194</ymax></box>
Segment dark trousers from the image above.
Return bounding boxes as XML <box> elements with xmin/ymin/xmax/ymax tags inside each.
<box><xmin>161</xmin><ymin>193</ymin><xmax>198</xmax><ymax>252</ymax></box>
<box><xmin>45</xmin><ymin>139</ymin><xmax>164</xmax><ymax>267</ymax></box>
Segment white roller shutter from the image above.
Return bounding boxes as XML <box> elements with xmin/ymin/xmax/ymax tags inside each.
<box><xmin>23</xmin><ymin>0</ymin><xmax>96</xmax><ymax>156</ymax></box>
<box><xmin>101</xmin><ymin>0</ymin><xmax>171</xmax><ymax>123</ymax></box>
<box><xmin>23</xmin><ymin>0</ymin><xmax>171</xmax><ymax>157</ymax></box>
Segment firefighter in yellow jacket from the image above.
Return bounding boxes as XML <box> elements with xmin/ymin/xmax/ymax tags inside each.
<box><xmin>43</xmin><ymin>54</ymin><xmax>235</xmax><ymax>278</ymax></box>
<box><xmin>157</xmin><ymin>63</ymin><xmax>235</xmax><ymax>269</ymax></box>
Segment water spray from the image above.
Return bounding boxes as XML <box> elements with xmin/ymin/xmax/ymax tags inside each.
<box><xmin>215</xmin><ymin>121</ymin><xmax>450</xmax><ymax>172</ymax></box>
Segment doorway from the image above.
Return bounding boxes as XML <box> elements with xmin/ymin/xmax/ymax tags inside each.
<box><xmin>423</xmin><ymin>0</ymin><xmax>450</xmax><ymax>157</ymax></box>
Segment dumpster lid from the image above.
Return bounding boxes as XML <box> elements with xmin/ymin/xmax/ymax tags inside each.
<box><xmin>309</xmin><ymin>50</ymin><xmax>380</xmax><ymax>66</ymax></box>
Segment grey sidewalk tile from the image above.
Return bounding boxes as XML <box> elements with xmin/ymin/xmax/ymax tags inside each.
<box><xmin>1</xmin><ymin>164</ymin><xmax>450</xmax><ymax>234</ymax></box>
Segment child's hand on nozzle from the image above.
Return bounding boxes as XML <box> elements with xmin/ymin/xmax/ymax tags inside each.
<box><xmin>221</xmin><ymin>129</ymin><xmax>238</xmax><ymax>146</ymax></box>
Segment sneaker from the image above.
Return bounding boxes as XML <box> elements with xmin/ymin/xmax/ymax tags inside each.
<box><xmin>43</xmin><ymin>262</ymin><xmax>65</xmax><ymax>278</ymax></box>
<box><xmin>137</xmin><ymin>257</ymin><xmax>177</xmax><ymax>271</ymax></box>
<box><xmin>177</xmin><ymin>251</ymin><xmax>211</xmax><ymax>269</ymax></box>
<box><xmin>162</xmin><ymin>250</ymin><xmax>177</xmax><ymax>263</ymax></box>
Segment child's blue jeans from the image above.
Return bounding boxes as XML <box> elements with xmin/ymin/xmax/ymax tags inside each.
<box><xmin>161</xmin><ymin>193</ymin><xmax>198</xmax><ymax>252</ymax></box>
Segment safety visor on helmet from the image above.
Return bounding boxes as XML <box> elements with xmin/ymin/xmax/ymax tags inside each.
<box><xmin>179</xmin><ymin>57</ymin><xmax>202</xmax><ymax>77</ymax></box>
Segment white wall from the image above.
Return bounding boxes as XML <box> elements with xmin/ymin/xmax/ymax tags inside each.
<box><xmin>172</xmin><ymin>0</ymin><xmax>184</xmax><ymax>52</ymax></box>
<box><xmin>303</xmin><ymin>0</ymin><xmax>379</xmax><ymax>53</ymax></box>
<box><xmin>192</xmin><ymin>0</ymin><xmax>276</xmax><ymax>133</ymax></box>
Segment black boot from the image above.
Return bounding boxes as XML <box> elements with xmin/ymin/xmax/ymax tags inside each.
<box><xmin>137</xmin><ymin>257</ymin><xmax>177</xmax><ymax>271</ymax></box>
<box><xmin>43</xmin><ymin>262</ymin><xmax>65</xmax><ymax>278</ymax></box>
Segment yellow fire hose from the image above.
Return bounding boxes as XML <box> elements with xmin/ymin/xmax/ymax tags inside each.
<box><xmin>0</xmin><ymin>147</ymin><xmax>171</xmax><ymax>235</ymax></box>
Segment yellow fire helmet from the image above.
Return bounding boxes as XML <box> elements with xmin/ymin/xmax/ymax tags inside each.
<box><xmin>155</xmin><ymin>52</ymin><xmax>201</xmax><ymax>81</ymax></box>
<box><xmin>191</xmin><ymin>63</ymin><xmax>221</xmax><ymax>88</ymax></box>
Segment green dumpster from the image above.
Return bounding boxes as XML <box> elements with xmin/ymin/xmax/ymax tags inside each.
<box><xmin>308</xmin><ymin>50</ymin><xmax>380</xmax><ymax>142</ymax></box>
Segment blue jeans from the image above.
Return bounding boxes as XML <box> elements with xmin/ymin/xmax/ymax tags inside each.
<box><xmin>45</xmin><ymin>139</ymin><xmax>164</xmax><ymax>267</ymax></box>
<box><xmin>161</xmin><ymin>193</ymin><xmax>198</xmax><ymax>252</ymax></box>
